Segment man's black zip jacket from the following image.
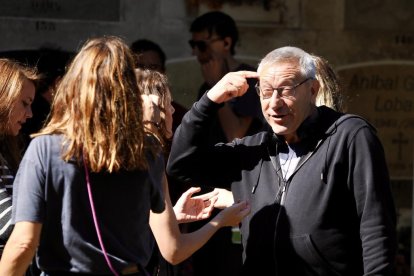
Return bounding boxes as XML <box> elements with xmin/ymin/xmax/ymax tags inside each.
<box><xmin>166</xmin><ymin>93</ymin><xmax>397</xmax><ymax>276</ymax></box>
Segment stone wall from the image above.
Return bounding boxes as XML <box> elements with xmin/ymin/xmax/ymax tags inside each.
<box><xmin>1</xmin><ymin>1</ymin><xmax>413</xmax><ymax>272</ymax></box>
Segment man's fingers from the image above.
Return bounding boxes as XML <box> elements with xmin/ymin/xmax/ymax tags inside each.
<box><xmin>235</xmin><ymin>70</ymin><xmax>259</xmax><ymax>79</ymax></box>
<box><xmin>210</xmin><ymin>196</ymin><xmax>218</xmax><ymax>206</ymax></box>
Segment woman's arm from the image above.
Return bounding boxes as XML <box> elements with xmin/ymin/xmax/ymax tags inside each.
<box><xmin>150</xmin><ymin>174</ymin><xmax>249</xmax><ymax>265</ymax></box>
<box><xmin>0</xmin><ymin>221</ymin><xmax>42</xmax><ymax>275</ymax></box>
<box><xmin>0</xmin><ymin>182</ymin><xmax>13</xmax><ymax>247</ymax></box>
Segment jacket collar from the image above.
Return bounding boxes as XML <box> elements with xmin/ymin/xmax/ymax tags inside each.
<box><xmin>267</xmin><ymin>106</ymin><xmax>343</xmax><ymax>148</ymax></box>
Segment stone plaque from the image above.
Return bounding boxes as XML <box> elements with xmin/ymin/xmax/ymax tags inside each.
<box><xmin>345</xmin><ymin>0</ymin><xmax>414</xmax><ymax>30</ymax></box>
<box><xmin>0</xmin><ymin>0</ymin><xmax>120</xmax><ymax>22</ymax></box>
<box><xmin>339</xmin><ymin>63</ymin><xmax>414</xmax><ymax>179</ymax></box>
<box><xmin>188</xmin><ymin>0</ymin><xmax>301</xmax><ymax>27</ymax></box>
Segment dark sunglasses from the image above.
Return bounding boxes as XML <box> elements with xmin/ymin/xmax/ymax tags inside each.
<box><xmin>188</xmin><ymin>38</ymin><xmax>223</xmax><ymax>52</ymax></box>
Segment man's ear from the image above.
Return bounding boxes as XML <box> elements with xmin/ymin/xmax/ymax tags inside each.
<box><xmin>310</xmin><ymin>79</ymin><xmax>320</xmax><ymax>104</ymax></box>
<box><xmin>223</xmin><ymin>37</ymin><xmax>232</xmax><ymax>50</ymax></box>
<box><xmin>311</xmin><ymin>79</ymin><xmax>320</xmax><ymax>97</ymax></box>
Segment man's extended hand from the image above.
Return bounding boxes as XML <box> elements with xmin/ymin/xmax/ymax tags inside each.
<box><xmin>207</xmin><ymin>71</ymin><xmax>259</xmax><ymax>104</ymax></box>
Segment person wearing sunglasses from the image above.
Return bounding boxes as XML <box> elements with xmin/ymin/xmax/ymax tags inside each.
<box><xmin>187</xmin><ymin>11</ymin><xmax>266</xmax><ymax>276</ymax></box>
<box><xmin>189</xmin><ymin>11</ymin><xmax>265</xmax><ymax>144</ymax></box>
<box><xmin>167</xmin><ymin>46</ymin><xmax>397</xmax><ymax>275</ymax></box>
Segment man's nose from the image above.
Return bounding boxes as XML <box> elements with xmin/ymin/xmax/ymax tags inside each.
<box><xmin>269</xmin><ymin>91</ymin><xmax>285</xmax><ymax>107</ymax></box>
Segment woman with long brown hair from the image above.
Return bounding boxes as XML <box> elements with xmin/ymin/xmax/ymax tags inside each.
<box><xmin>0</xmin><ymin>59</ymin><xmax>38</xmax><ymax>255</ymax></box>
<box><xmin>0</xmin><ymin>36</ymin><xmax>249</xmax><ymax>276</ymax></box>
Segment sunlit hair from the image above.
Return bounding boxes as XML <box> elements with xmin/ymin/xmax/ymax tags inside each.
<box><xmin>312</xmin><ymin>55</ymin><xmax>343</xmax><ymax>112</ymax></box>
<box><xmin>0</xmin><ymin>58</ymin><xmax>38</xmax><ymax>171</ymax></box>
<box><xmin>135</xmin><ymin>68</ymin><xmax>171</xmax><ymax>148</ymax></box>
<box><xmin>34</xmin><ymin>36</ymin><xmax>146</xmax><ymax>172</ymax></box>
<box><xmin>257</xmin><ymin>46</ymin><xmax>316</xmax><ymax>79</ymax></box>
<box><xmin>0</xmin><ymin>58</ymin><xmax>38</xmax><ymax>135</ymax></box>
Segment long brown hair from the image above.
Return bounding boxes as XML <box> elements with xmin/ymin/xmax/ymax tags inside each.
<box><xmin>0</xmin><ymin>58</ymin><xmax>38</xmax><ymax>172</ymax></box>
<box><xmin>136</xmin><ymin>69</ymin><xmax>171</xmax><ymax>148</ymax></box>
<box><xmin>35</xmin><ymin>36</ymin><xmax>147</xmax><ymax>172</ymax></box>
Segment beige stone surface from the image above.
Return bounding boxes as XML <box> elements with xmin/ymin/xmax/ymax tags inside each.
<box><xmin>339</xmin><ymin>62</ymin><xmax>414</xmax><ymax>179</ymax></box>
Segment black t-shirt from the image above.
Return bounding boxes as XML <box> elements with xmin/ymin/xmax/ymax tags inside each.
<box><xmin>196</xmin><ymin>63</ymin><xmax>265</xmax><ymax>144</ymax></box>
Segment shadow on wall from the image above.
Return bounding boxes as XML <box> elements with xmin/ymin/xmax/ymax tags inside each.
<box><xmin>166</xmin><ymin>55</ymin><xmax>260</xmax><ymax>109</ymax></box>
<box><xmin>166</xmin><ymin>57</ymin><xmax>203</xmax><ymax>109</ymax></box>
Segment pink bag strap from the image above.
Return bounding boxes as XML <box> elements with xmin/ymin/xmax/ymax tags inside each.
<box><xmin>83</xmin><ymin>160</ymin><xmax>120</xmax><ymax>276</ymax></box>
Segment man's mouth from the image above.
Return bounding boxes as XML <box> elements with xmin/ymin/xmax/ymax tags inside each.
<box><xmin>270</xmin><ymin>114</ymin><xmax>286</xmax><ymax>119</ymax></box>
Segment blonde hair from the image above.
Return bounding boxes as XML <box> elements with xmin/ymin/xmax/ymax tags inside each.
<box><xmin>0</xmin><ymin>59</ymin><xmax>38</xmax><ymax>135</ymax></box>
<box><xmin>313</xmin><ymin>55</ymin><xmax>343</xmax><ymax>112</ymax></box>
<box><xmin>136</xmin><ymin>69</ymin><xmax>171</xmax><ymax>148</ymax></box>
<box><xmin>0</xmin><ymin>58</ymin><xmax>38</xmax><ymax>171</ymax></box>
<box><xmin>35</xmin><ymin>36</ymin><xmax>147</xmax><ymax>172</ymax></box>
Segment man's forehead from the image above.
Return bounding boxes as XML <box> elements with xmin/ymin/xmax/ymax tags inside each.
<box><xmin>140</xmin><ymin>50</ymin><xmax>162</xmax><ymax>63</ymax></box>
<box><xmin>192</xmin><ymin>29</ymin><xmax>215</xmax><ymax>39</ymax></box>
<box><xmin>259</xmin><ymin>62</ymin><xmax>300</xmax><ymax>78</ymax></box>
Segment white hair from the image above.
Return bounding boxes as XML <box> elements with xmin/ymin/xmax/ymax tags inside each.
<box><xmin>257</xmin><ymin>46</ymin><xmax>316</xmax><ymax>79</ymax></box>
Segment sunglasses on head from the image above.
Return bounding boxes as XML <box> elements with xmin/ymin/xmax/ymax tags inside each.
<box><xmin>188</xmin><ymin>37</ymin><xmax>223</xmax><ymax>52</ymax></box>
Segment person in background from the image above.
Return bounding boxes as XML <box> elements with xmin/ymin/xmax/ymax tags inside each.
<box><xmin>138</xmin><ymin>68</ymin><xmax>221</xmax><ymax>276</ymax></box>
<box><xmin>0</xmin><ymin>59</ymin><xmax>38</xmax><ymax>276</ymax></box>
<box><xmin>131</xmin><ymin>40</ymin><xmax>194</xmax><ymax>275</ymax></box>
<box><xmin>131</xmin><ymin>39</ymin><xmax>187</xmax><ymax>132</ymax></box>
<box><xmin>20</xmin><ymin>48</ymin><xmax>73</xmax><ymax>145</ymax></box>
<box><xmin>137</xmin><ymin>68</ymin><xmax>175</xmax><ymax>160</ymax></box>
<box><xmin>187</xmin><ymin>11</ymin><xmax>266</xmax><ymax>275</ymax></box>
<box><xmin>312</xmin><ymin>54</ymin><xmax>344</xmax><ymax>112</ymax></box>
<box><xmin>139</xmin><ymin>68</ymin><xmax>220</xmax><ymax>224</ymax></box>
<box><xmin>132</xmin><ymin>40</ymin><xmax>195</xmax><ymax>276</ymax></box>
<box><xmin>167</xmin><ymin>46</ymin><xmax>397</xmax><ymax>275</ymax></box>
<box><xmin>0</xmin><ymin>36</ymin><xmax>250</xmax><ymax>276</ymax></box>
<box><xmin>0</xmin><ymin>48</ymin><xmax>73</xmax><ymax>148</ymax></box>
<box><xmin>189</xmin><ymin>11</ymin><xmax>265</xmax><ymax>143</ymax></box>
<box><xmin>131</xmin><ymin>39</ymin><xmax>166</xmax><ymax>73</ymax></box>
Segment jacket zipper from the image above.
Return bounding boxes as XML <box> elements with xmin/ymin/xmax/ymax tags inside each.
<box><xmin>272</xmin><ymin>138</ymin><xmax>325</xmax><ymax>206</ymax></box>
<box><xmin>279</xmin><ymin>183</ymin><xmax>287</xmax><ymax>205</ymax></box>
